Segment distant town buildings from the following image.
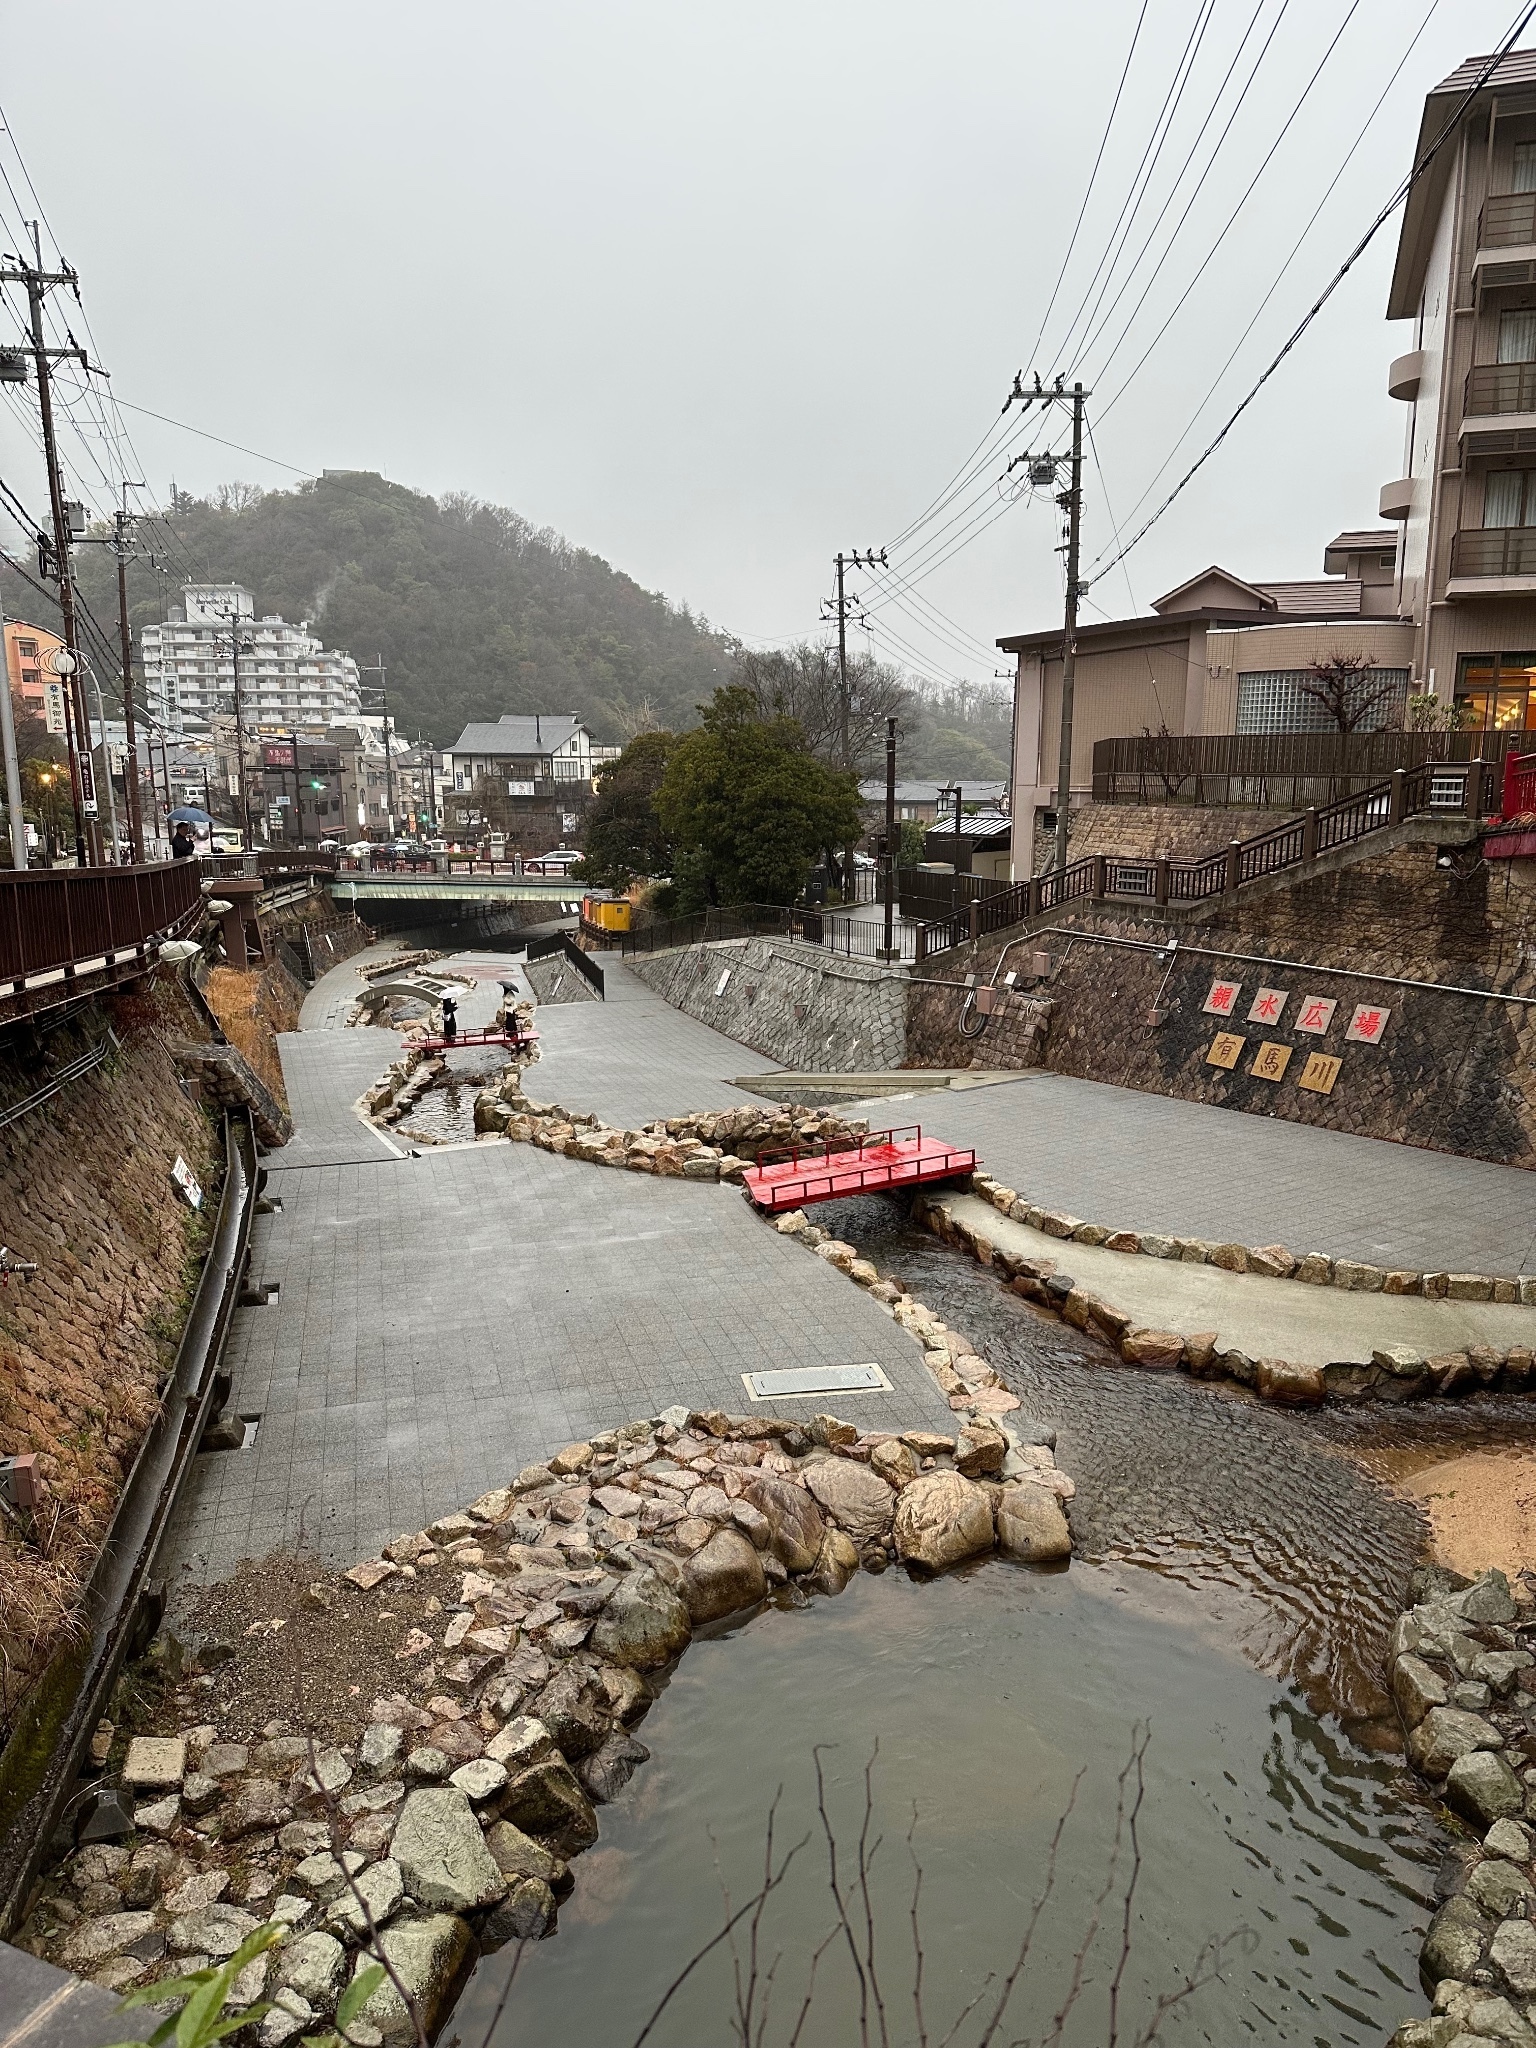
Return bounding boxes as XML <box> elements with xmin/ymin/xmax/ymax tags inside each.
<box><xmin>141</xmin><ymin>584</ymin><xmax>362</xmax><ymax>737</ymax></box>
<box><xmin>3</xmin><ymin>617</ymin><xmax>65</xmax><ymax>720</ymax></box>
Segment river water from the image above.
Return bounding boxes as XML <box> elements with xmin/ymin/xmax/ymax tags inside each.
<box><xmin>441</xmin><ymin>1194</ymin><xmax>1536</xmax><ymax>2048</ymax></box>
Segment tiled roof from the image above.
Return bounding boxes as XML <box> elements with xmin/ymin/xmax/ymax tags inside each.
<box><xmin>1432</xmin><ymin>50</ymin><xmax>1536</xmax><ymax>97</ymax></box>
<box><xmin>1326</xmin><ymin>530</ymin><xmax>1397</xmax><ymax>554</ymax></box>
<box><xmin>447</xmin><ymin>714</ymin><xmax>584</xmax><ymax>756</ymax></box>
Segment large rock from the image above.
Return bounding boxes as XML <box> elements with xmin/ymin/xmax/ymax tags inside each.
<box><xmin>1407</xmin><ymin>1707</ymin><xmax>1503</xmax><ymax>1780</ymax></box>
<box><xmin>275</xmin><ymin>1930</ymin><xmax>346</xmax><ymax>2005</ymax></box>
<box><xmin>167</xmin><ymin>1904</ymin><xmax>261</xmax><ymax>1958</ymax></box>
<box><xmin>802</xmin><ymin>1460</ymin><xmax>896</xmax><ymax>1544</ymax></box>
<box><xmin>351</xmin><ymin>1913</ymin><xmax>475</xmax><ymax>2044</ymax></box>
<box><xmin>498</xmin><ymin>1756</ymin><xmax>599</xmax><ymax>1856</ymax></box>
<box><xmin>1422</xmin><ymin>1895</ymin><xmax>1489</xmax><ymax>1985</ymax></box>
<box><xmin>483</xmin><ymin>1820</ymin><xmax>564</xmax><ymax>1885</ymax></box>
<box><xmin>1445</xmin><ymin>1748</ymin><xmax>1524</xmax><ymax>1828</ymax></box>
<box><xmin>391</xmin><ymin>1788</ymin><xmax>507</xmax><ymax>1913</ymax></box>
<box><xmin>1452</xmin><ymin>1571</ymin><xmax>1519</xmax><ymax>1627</ymax></box>
<box><xmin>479</xmin><ymin>1876</ymin><xmax>556</xmax><ymax>1948</ymax></box>
<box><xmin>527</xmin><ymin>1664</ymin><xmax>609</xmax><ymax>1760</ymax></box>
<box><xmin>579</xmin><ymin>1731</ymin><xmax>649</xmax><ymax>1804</ymax></box>
<box><xmin>893</xmin><ymin>1471</ymin><xmax>995</xmax><ymax>1571</ymax></box>
<box><xmin>678</xmin><ymin>1528</ymin><xmax>767</xmax><ymax>1622</ymax></box>
<box><xmin>995</xmin><ymin>1483</ymin><xmax>1071</xmax><ymax>1563</ymax></box>
<box><xmin>1492</xmin><ymin>1917</ymin><xmax>1536</xmax><ymax>1997</ymax></box>
<box><xmin>807</xmin><ymin>1528</ymin><xmax>860</xmax><ymax>1595</ymax></box>
<box><xmin>60</xmin><ymin>1912</ymin><xmax>158</xmax><ymax>1968</ymax></box>
<box><xmin>588</xmin><ymin>1570</ymin><xmax>692</xmax><ymax>1668</ymax></box>
<box><xmin>1466</xmin><ymin>1858</ymin><xmax>1535</xmax><ymax>1918</ymax></box>
<box><xmin>326</xmin><ymin>1859</ymin><xmax>406</xmax><ymax>1937</ymax></box>
<box><xmin>1393</xmin><ymin>1654</ymin><xmax>1450</xmax><ymax>1727</ymax></box>
<box><xmin>734</xmin><ymin>1471</ymin><xmax>827</xmax><ymax>1572</ymax></box>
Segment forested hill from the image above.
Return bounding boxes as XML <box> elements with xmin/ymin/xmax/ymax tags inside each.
<box><xmin>52</xmin><ymin>472</ymin><xmax>738</xmax><ymax>746</ymax></box>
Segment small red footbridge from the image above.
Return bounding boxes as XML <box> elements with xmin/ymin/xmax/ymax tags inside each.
<box><xmin>414</xmin><ymin>1026</ymin><xmax>540</xmax><ymax>1056</ymax></box>
<box><xmin>742</xmin><ymin>1124</ymin><xmax>978</xmax><ymax>1213</ymax></box>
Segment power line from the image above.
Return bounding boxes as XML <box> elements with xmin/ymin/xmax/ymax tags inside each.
<box><xmin>110</xmin><ymin>397</ymin><xmax>314</xmax><ymax>477</ymax></box>
<box><xmin>1089</xmin><ymin>3</ymin><xmax>1536</xmax><ymax>585</ymax></box>
<box><xmin>1095</xmin><ymin>0</ymin><xmax>1445</xmax><ymax>550</ymax></box>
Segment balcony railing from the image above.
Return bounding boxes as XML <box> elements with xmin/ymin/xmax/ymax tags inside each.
<box><xmin>1480</xmin><ymin>192</ymin><xmax>1536</xmax><ymax>249</ymax></box>
<box><xmin>1450</xmin><ymin>527</ymin><xmax>1536</xmax><ymax>579</ymax></box>
<box><xmin>1466</xmin><ymin>362</ymin><xmax>1536</xmax><ymax>415</ymax></box>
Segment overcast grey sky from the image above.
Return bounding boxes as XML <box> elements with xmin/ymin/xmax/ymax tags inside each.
<box><xmin>0</xmin><ymin>1</ymin><xmax>1524</xmax><ymax>691</ymax></box>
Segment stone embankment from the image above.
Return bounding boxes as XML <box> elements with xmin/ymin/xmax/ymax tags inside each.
<box><xmin>1385</xmin><ymin>1567</ymin><xmax>1536</xmax><ymax>2046</ymax></box>
<box><xmin>921</xmin><ymin>1179</ymin><xmax>1536</xmax><ymax>1411</ymax></box>
<box><xmin>17</xmin><ymin>1407</ymin><xmax>1074</xmax><ymax>2040</ymax></box>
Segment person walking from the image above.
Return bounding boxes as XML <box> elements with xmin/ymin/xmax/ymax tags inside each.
<box><xmin>440</xmin><ymin>994</ymin><xmax>458</xmax><ymax>1044</ymax></box>
<box><xmin>170</xmin><ymin>821</ymin><xmax>195</xmax><ymax>860</ymax></box>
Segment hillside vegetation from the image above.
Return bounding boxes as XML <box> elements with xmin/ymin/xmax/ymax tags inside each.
<box><xmin>53</xmin><ymin>471</ymin><xmax>738</xmax><ymax>747</ymax></box>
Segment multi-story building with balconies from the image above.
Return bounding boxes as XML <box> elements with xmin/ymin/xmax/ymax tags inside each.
<box><xmin>1385</xmin><ymin>49</ymin><xmax>1536</xmax><ymax>734</ymax></box>
<box><xmin>141</xmin><ymin>584</ymin><xmax>362</xmax><ymax>737</ymax></box>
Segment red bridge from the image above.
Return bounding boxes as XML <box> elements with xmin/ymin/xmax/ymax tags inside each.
<box><xmin>414</xmin><ymin>1026</ymin><xmax>540</xmax><ymax>1056</ymax></box>
<box><xmin>742</xmin><ymin>1125</ymin><xmax>978</xmax><ymax>1212</ymax></box>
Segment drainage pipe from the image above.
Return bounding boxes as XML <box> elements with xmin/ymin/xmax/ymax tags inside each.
<box><xmin>0</xmin><ymin>1108</ymin><xmax>258</xmax><ymax>1935</ymax></box>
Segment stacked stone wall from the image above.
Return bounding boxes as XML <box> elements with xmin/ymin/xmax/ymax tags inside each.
<box><xmin>0</xmin><ymin>977</ymin><xmax>223</xmax><ymax>1713</ymax></box>
<box><xmin>1035</xmin><ymin>804</ymin><xmax>1295</xmax><ymax>871</ymax></box>
<box><xmin>907</xmin><ymin>842</ymin><xmax>1536</xmax><ymax>1165</ymax></box>
<box><xmin>626</xmin><ymin>937</ymin><xmax>906</xmax><ymax>1071</ymax></box>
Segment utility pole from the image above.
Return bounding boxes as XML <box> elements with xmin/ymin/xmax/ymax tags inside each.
<box><xmin>1052</xmin><ymin>383</ymin><xmax>1088</xmax><ymax>878</ymax></box>
<box><xmin>882</xmin><ymin>714</ymin><xmax>897</xmax><ymax>961</ymax></box>
<box><xmin>112</xmin><ymin>490</ymin><xmax>144</xmax><ymax>860</ymax></box>
<box><xmin>2</xmin><ymin>229</ymin><xmax>98</xmax><ymax>863</ymax></box>
<box><xmin>823</xmin><ymin>547</ymin><xmax>887</xmax><ymax>902</ymax></box>
<box><xmin>218</xmin><ymin>609</ymin><xmax>253</xmax><ymax>850</ymax></box>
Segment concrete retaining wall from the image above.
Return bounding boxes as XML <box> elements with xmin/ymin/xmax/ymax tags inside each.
<box><xmin>626</xmin><ymin>936</ymin><xmax>907</xmax><ymax>1071</ymax></box>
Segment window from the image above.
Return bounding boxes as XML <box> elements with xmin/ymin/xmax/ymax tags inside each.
<box><xmin>1456</xmin><ymin>651</ymin><xmax>1536</xmax><ymax>733</ymax></box>
<box><xmin>16</xmin><ymin>639</ymin><xmax>35</xmax><ymax>658</ymax></box>
<box><xmin>1484</xmin><ymin>469</ymin><xmax>1536</xmax><ymax>527</ymax></box>
<box><xmin>1235</xmin><ymin>668</ymin><xmax>1411</xmax><ymax>735</ymax></box>
<box><xmin>1515</xmin><ymin>141</ymin><xmax>1536</xmax><ymax>194</ymax></box>
<box><xmin>1500</xmin><ymin>310</ymin><xmax>1536</xmax><ymax>364</ymax></box>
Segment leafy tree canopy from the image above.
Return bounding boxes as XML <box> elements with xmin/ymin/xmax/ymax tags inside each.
<box><xmin>574</xmin><ymin>729</ymin><xmax>677</xmax><ymax>889</ymax></box>
<box><xmin>48</xmin><ymin>473</ymin><xmax>738</xmax><ymax>748</ymax></box>
<box><xmin>907</xmin><ymin>723</ymin><xmax>1010</xmax><ymax>783</ymax></box>
<box><xmin>655</xmin><ymin>688</ymin><xmax>862</xmax><ymax>911</ymax></box>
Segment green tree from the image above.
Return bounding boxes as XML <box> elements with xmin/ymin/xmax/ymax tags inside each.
<box><xmin>898</xmin><ymin>816</ymin><xmax>928</xmax><ymax>867</ymax></box>
<box><xmin>575</xmin><ymin>730</ymin><xmax>676</xmax><ymax>888</ymax></box>
<box><xmin>656</xmin><ymin>688</ymin><xmax>862</xmax><ymax>910</ymax></box>
<box><xmin>905</xmin><ymin>723</ymin><xmax>1010</xmax><ymax>783</ymax></box>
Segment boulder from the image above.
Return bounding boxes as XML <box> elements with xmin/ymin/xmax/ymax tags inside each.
<box><xmin>275</xmin><ymin>1930</ymin><xmax>346</xmax><ymax>2005</ymax></box>
<box><xmin>1393</xmin><ymin>1655</ymin><xmax>1449</xmax><ymax>1726</ymax></box>
<box><xmin>485</xmin><ymin>1718</ymin><xmax>555</xmax><ymax>1772</ymax></box>
<box><xmin>893</xmin><ymin>1471</ymin><xmax>995</xmax><ymax>1571</ymax></box>
<box><xmin>498</xmin><ymin>1756</ymin><xmax>599</xmax><ymax>1857</ymax></box>
<box><xmin>167</xmin><ymin>1904</ymin><xmax>261</xmax><ymax>1958</ymax></box>
<box><xmin>588</xmin><ymin>1570</ymin><xmax>692</xmax><ymax>1669</ymax></box>
<box><xmin>1446</xmin><ymin>1749</ymin><xmax>1524</xmax><ymax>1829</ymax></box>
<box><xmin>1422</xmin><ymin>1896</ymin><xmax>1490</xmax><ymax>1986</ymax></box>
<box><xmin>1120</xmin><ymin>1329</ymin><xmax>1184</xmax><ymax>1368</ymax></box>
<box><xmin>479</xmin><ymin>1876</ymin><xmax>556</xmax><ymax>1948</ymax></box>
<box><xmin>1466</xmin><ymin>1857</ymin><xmax>1535</xmax><ymax>1918</ymax></box>
<box><xmin>579</xmin><ymin>1731</ymin><xmax>650</xmax><ymax>1804</ymax></box>
<box><xmin>351</xmin><ymin>1913</ymin><xmax>475</xmax><ymax>2045</ymax></box>
<box><xmin>996</xmin><ymin>1484</ymin><xmax>1072</xmax><ymax>1563</ymax></box>
<box><xmin>225</xmin><ymin>1777</ymin><xmax>288</xmax><ymax>1837</ymax></box>
<box><xmin>802</xmin><ymin>1460</ymin><xmax>896</xmax><ymax>1544</ymax></box>
<box><xmin>448</xmin><ymin>1759</ymin><xmax>508</xmax><ymax>1803</ymax></box>
<box><xmin>1451</xmin><ymin>1571</ymin><xmax>1518</xmax><ymax>1627</ymax></box>
<box><xmin>60</xmin><ymin>1912</ymin><xmax>158</xmax><ymax>1968</ymax></box>
<box><xmin>1493</xmin><ymin>1916</ymin><xmax>1536</xmax><ymax>1997</ymax></box>
<box><xmin>869</xmin><ymin>1439</ymin><xmax>919</xmax><ymax>1488</ymax></box>
<box><xmin>1408</xmin><ymin>1707</ymin><xmax>1504</xmax><ymax>1780</ymax></box>
<box><xmin>391</xmin><ymin>1788</ymin><xmax>507</xmax><ymax>1913</ymax></box>
<box><xmin>952</xmin><ymin>1425</ymin><xmax>1006</xmax><ymax>1479</ymax></box>
<box><xmin>527</xmin><ymin>1665</ymin><xmax>609</xmax><ymax>1760</ymax></box>
<box><xmin>122</xmin><ymin>1736</ymin><xmax>186</xmax><ymax>1790</ymax></box>
<box><xmin>483</xmin><ymin>1820</ymin><xmax>563</xmax><ymax>1884</ymax></box>
<box><xmin>1254</xmin><ymin>1358</ymin><xmax>1325</xmax><ymax>1405</ymax></box>
<box><xmin>807</xmin><ymin>1527</ymin><xmax>860</xmax><ymax>1595</ymax></box>
<box><xmin>326</xmin><ymin>1859</ymin><xmax>406</xmax><ymax>1937</ymax></box>
<box><xmin>678</xmin><ymin>1529</ymin><xmax>768</xmax><ymax>1623</ymax></box>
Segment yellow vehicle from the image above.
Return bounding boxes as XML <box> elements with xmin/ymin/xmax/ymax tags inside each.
<box><xmin>581</xmin><ymin>893</ymin><xmax>631</xmax><ymax>934</ymax></box>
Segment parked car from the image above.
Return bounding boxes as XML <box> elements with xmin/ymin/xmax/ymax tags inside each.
<box><xmin>318</xmin><ymin>838</ymin><xmax>340</xmax><ymax>852</ymax></box>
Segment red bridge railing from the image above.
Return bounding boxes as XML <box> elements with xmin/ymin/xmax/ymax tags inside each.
<box><xmin>0</xmin><ymin>861</ymin><xmax>204</xmax><ymax>996</ymax></box>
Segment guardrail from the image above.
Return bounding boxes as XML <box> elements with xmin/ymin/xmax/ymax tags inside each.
<box><xmin>0</xmin><ymin>860</ymin><xmax>204</xmax><ymax>1017</ymax></box>
<box><xmin>525</xmin><ymin>927</ymin><xmax>605</xmax><ymax>998</ymax></box>
<box><xmin>199</xmin><ymin>850</ymin><xmax>337</xmax><ymax>879</ymax></box>
<box><xmin>1480</xmin><ymin>191</ymin><xmax>1536</xmax><ymax>249</ymax></box>
<box><xmin>915</xmin><ymin>760</ymin><xmax>1491</xmax><ymax>962</ymax></box>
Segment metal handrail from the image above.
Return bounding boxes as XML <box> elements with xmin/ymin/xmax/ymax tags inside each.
<box><xmin>0</xmin><ymin>860</ymin><xmax>204</xmax><ymax>989</ymax></box>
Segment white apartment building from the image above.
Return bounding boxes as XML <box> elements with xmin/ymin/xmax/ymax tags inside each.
<box><xmin>141</xmin><ymin>584</ymin><xmax>362</xmax><ymax>736</ymax></box>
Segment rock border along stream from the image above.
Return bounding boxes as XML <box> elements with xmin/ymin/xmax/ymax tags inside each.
<box><xmin>15</xmin><ymin>1409</ymin><xmax>1073</xmax><ymax>2043</ymax></box>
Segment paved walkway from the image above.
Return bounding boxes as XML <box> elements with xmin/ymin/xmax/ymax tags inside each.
<box><xmin>946</xmin><ymin>1193</ymin><xmax>1536</xmax><ymax>1368</ymax></box>
<box><xmin>848</xmin><ymin>1071</ymin><xmax>1536</xmax><ymax>1279</ymax></box>
<box><xmin>163</xmin><ymin>949</ymin><xmax>945</xmax><ymax>1589</ymax></box>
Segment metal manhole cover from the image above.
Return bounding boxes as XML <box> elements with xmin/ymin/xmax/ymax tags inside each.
<box><xmin>741</xmin><ymin>1363</ymin><xmax>893</xmax><ymax>1402</ymax></box>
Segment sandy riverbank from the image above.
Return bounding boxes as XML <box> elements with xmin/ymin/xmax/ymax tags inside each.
<box><xmin>1394</xmin><ymin>1449</ymin><xmax>1536</xmax><ymax>1580</ymax></box>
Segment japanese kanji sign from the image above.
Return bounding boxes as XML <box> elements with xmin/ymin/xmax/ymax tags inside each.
<box><xmin>1203</xmin><ymin>979</ymin><xmax>1241</xmax><ymax>1017</ymax></box>
<box><xmin>1345</xmin><ymin>1004</ymin><xmax>1390</xmax><ymax>1045</ymax></box>
<box><xmin>1206</xmin><ymin>1032</ymin><xmax>1244</xmax><ymax>1070</ymax></box>
<box><xmin>1294</xmin><ymin>995</ymin><xmax>1338</xmax><ymax>1035</ymax></box>
<box><xmin>1251</xmin><ymin>1041</ymin><xmax>1292</xmax><ymax>1082</ymax></box>
<box><xmin>1298</xmin><ymin>1052</ymin><xmax>1342</xmax><ymax>1095</ymax></box>
<box><xmin>1247</xmin><ymin>987</ymin><xmax>1288</xmax><ymax>1025</ymax></box>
